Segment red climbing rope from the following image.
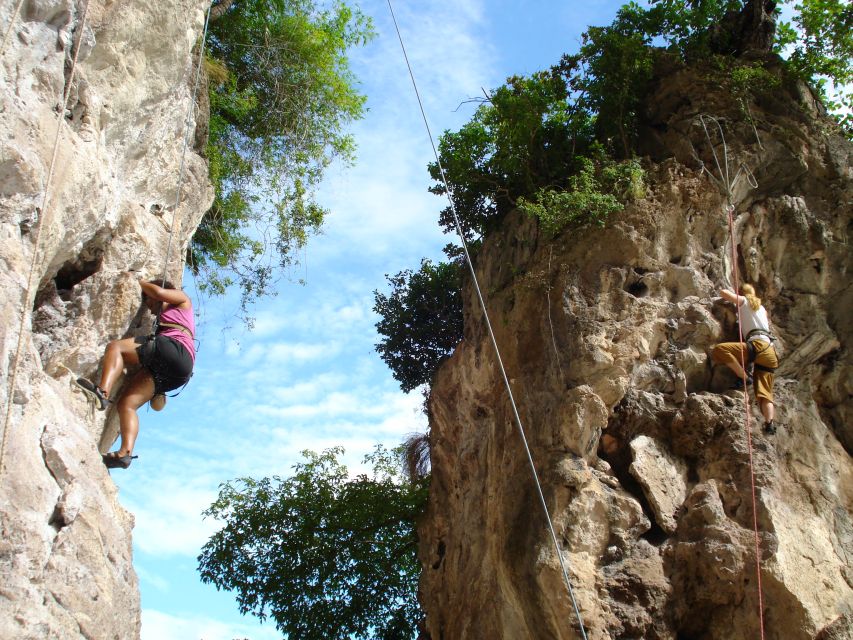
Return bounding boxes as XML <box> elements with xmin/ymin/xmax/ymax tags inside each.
<box><xmin>726</xmin><ymin>203</ymin><xmax>766</xmax><ymax>640</ymax></box>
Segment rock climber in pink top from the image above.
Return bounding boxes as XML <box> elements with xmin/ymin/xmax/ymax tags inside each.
<box><xmin>75</xmin><ymin>274</ymin><xmax>195</xmax><ymax>469</ymax></box>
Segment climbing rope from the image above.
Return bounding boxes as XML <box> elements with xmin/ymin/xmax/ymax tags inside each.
<box><xmin>0</xmin><ymin>0</ymin><xmax>25</xmax><ymax>57</ymax></box>
<box><xmin>386</xmin><ymin>2</ymin><xmax>588</xmax><ymax>637</ymax></box>
<box><xmin>695</xmin><ymin>114</ymin><xmax>766</xmax><ymax>639</ymax></box>
<box><xmin>158</xmin><ymin>2</ymin><xmax>212</xmax><ymax>292</ymax></box>
<box><xmin>0</xmin><ymin>0</ymin><xmax>93</xmax><ymax>476</ymax></box>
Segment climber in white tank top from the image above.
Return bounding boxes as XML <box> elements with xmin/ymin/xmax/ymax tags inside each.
<box><xmin>711</xmin><ymin>283</ymin><xmax>778</xmax><ymax>434</ymax></box>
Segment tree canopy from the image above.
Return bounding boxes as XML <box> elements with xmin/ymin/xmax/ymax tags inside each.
<box><xmin>189</xmin><ymin>0</ymin><xmax>374</xmax><ymax>314</ymax></box>
<box><xmin>198</xmin><ymin>447</ymin><xmax>428</xmax><ymax>640</ymax></box>
<box><xmin>374</xmin><ymin>258</ymin><xmax>464</xmax><ymax>393</ymax></box>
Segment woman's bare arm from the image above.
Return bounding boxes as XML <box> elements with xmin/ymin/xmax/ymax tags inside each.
<box><xmin>719</xmin><ymin>288</ymin><xmax>744</xmax><ymax>305</ymax></box>
<box><xmin>138</xmin><ymin>278</ymin><xmax>190</xmax><ymax>308</ymax></box>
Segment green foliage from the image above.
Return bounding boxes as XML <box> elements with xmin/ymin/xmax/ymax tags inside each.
<box><xmin>777</xmin><ymin>0</ymin><xmax>853</xmax><ymax>134</ymax></box>
<box><xmin>557</xmin><ymin>2</ymin><xmax>659</xmax><ymax>158</ymax></box>
<box><xmin>189</xmin><ymin>0</ymin><xmax>375</xmax><ymax>313</ymax></box>
<box><xmin>641</xmin><ymin>0</ymin><xmax>744</xmax><ymax>55</ymax></box>
<box><xmin>374</xmin><ymin>259</ymin><xmax>464</xmax><ymax>393</ymax></box>
<box><xmin>429</xmin><ymin>72</ymin><xmax>595</xmax><ymax>239</ymax></box>
<box><xmin>198</xmin><ymin>446</ymin><xmax>428</xmax><ymax>640</ymax></box>
<box><xmin>519</xmin><ymin>156</ymin><xmax>645</xmax><ymax>235</ymax></box>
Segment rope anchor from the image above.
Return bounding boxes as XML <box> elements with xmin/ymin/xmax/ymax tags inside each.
<box><xmin>690</xmin><ymin>113</ymin><xmax>758</xmax><ymax>208</ymax></box>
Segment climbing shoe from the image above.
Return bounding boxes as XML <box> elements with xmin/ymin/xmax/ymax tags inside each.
<box><xmin>102</xmin><ymin>451</ymin><xmax>138</xmax><ymax>469</ymax></box>
<box><xmin>763</xmin><ymin>421</ymin><xmax>776</xmax><ymax>435</ymax></box>
<box><xmin>732</xmin><ymin>375</ymin><xmax>753</xmax><ymax>390</ymax></box>
<box><xmin>75</xmin><ymin>378</ymin><xmax>109</xmax><ymax>411</ymax></box>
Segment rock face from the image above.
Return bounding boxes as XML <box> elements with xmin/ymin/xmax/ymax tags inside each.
<box><xmin>0</xmin><ymin>0</ymin><xmax>212</xmax><ymax>637</ymax></box>
<box><xmin>419</xmin><ymin>56</ymin><xmax>852</xmax><ymax>639</ymax></box>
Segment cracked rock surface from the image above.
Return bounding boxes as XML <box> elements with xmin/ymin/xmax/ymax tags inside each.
<box><xmin>0</xmin><ymin>0</ymin><xmax>212</xmax><ymax>637</ymax></box>
<box><xmin>419</xmin><ymin>55</ymin><xmax>852</xmax><ymax>640</ymax></box>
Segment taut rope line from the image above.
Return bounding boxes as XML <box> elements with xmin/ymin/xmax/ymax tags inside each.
<box><xmin>695</xmin><ymin>114</ymin><xmax>766</xmax><ymax>639</ymax></box>
<box><xmin>1</xmin><ymin>0</ymin><xmax>93</xmax><ymax>476</ymax></box>
<box><xmin>159</xmin><ymin>1</ymin><xmax>213</xmax><ymax>291</ymax></box>
<box><xmin>0</xmin><ymin>0</ymin><xmax>26</xmax><ymax>56</ymax></box>
<box><xmin>386</xmin><ymin>2</ymin><xmax>588</xmax><ymax>637</ymax></box>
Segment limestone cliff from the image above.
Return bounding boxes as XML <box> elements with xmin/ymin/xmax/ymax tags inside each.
<box><xmin>0</xmin><ymin>0</ymin><xmax>212</xmax><ymax>637</ymax></box>
<box><xmin>419</xmin><ymin>57</ymin><xmax>852</xmax><ymax>639</ymax></box>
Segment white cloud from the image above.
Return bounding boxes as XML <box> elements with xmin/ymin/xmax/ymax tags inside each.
<box><xmin>142</xmin><ymin>609</ymin><xmax>281</xmax><ymax>640</ymax></box>
<box><xmin>135</xmin><ymin>565</ymin><xmax>171</xmax><ymax>593</ymax></box>
<box><xmin>124</xmin><ymin>476</ymin><xmax>221</xmax><ymax>557</ymax></box>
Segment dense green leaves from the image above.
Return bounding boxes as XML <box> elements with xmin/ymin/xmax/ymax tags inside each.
<box><xmin>189</xmin><ymin>0</ymin><xmax>374</xmax><ymax>313</ymax></box>
<box><xmin>778</xmin><ymin>0</ymin><xmax>853</xmax><ymax>132</ymax></box>
<box><xmin>198</xmin><ymin>447</ymin><xmax>428</xmax><ymax>640</ymax></box>
<box><xmin>374</xmin><ymin>259</ymin><xmax>464</xmax><ymax>393</ymax></box>
<box><xmin>429</xmin><ymin>72</ymin><xmax>594</xmax><ymax>239</ymax></box>
<box><xmin>518</xmin><ymin>155</ymin><xmax>645</xmax><ymax>235</ymax></box>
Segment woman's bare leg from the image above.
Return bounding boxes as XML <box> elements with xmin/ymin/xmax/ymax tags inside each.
<box><xmin>99</xmin><ymin>337</ymin><xmax>141</xmax><ymax>396</ymax></box>
<box><xmin>759</xmin><ymin>399</ymin><xmax>775</xmax><ymax>424</ymax></box>
<box><xmin>114</xmin><ymin>369</ymin><xmax>155</xmax><ymax>456</ymax></box>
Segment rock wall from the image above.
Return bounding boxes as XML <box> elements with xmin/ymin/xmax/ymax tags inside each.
<box><xmin>0</xmin><ymin>0</ymin><xmax>212</xmax><ymax>637</ymax></box>
<box><xmin>419</xmin><ymin>57</ymin><xmax>852</xmax><ymax>639</ymax></box>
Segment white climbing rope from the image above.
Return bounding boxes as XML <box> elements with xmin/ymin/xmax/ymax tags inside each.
<box><xmin>0</xmin><ymin>0</ymin><xmax>26</xmax><ymax>57</ymax></box>
<box><xmin>1</xmin><ymin>0</ymin><xmax>93</xmax><ymax>476</ymax></box>
<box><xmin>386</xmin><ymin>2</ymin><xmax>589</xmax><ymax>637</ymax></box>
<box><xmin>158</xmin><ymin>1</ymin><xmax>213</xmax><ymax>290</ymax></box>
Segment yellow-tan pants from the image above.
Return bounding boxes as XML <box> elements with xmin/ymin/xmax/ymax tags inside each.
<box><xmin>711</xmin><ymin>340</ymin><xmax>777</xmax><ymax>403</ymax></box>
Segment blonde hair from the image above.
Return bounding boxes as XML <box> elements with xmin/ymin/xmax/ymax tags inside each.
<box><xmin>742</xmin><ymin>283</ymin><xmax>761</xmax><ymax>311</ymax></box>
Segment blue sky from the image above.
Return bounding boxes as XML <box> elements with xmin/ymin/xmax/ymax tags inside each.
<box><xmin>112</xmin><ymin>1</ymin><xmax>645</xmax><ymax>638</ymax></box>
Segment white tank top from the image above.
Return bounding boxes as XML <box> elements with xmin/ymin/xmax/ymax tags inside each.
<box><xmin>739</xmin><ymin>299</ymin><xmax>770</xmax><ymax>340</ymax></box>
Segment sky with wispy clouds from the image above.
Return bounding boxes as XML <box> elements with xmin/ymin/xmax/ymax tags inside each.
<box><xmin>112</xmin><ymin>1</ymin><xmax>640</xmax><ymax>638</ymax></box>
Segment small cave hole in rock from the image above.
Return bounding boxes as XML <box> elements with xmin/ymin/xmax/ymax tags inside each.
<box><xmin>641</xmin><ymin>519</ymin><xmax>668</xmax><ymax>546</ymax></box>
<box><xmin>670</xmin><ymin>255</ymin><xmax>682</xmax><ymax>265</ymax></box>
<box><xmin>51</xmin><ymin>250</ymin><xmax>105</xmax><ymax>302</ymax></box>
<box><xmin>626</xmin><ymin>280</ymin><xmax>649</xmax><ymax>298</ymax></box>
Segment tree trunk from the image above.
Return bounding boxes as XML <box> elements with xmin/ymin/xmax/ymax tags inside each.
<box><xmin>209</xmin><ymin>0</ymin><xmax>235</xmax><ymax>22</ymax></box>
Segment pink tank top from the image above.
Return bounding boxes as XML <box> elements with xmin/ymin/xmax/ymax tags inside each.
<box><xmin>158</xmin><ymin>304</ymin><xmax>196</xmax><ymax>361</ymax></box>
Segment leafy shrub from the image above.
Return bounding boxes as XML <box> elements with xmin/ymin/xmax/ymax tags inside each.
<box><xmin>189</xmin><ymin>0</ymin><xmax>375</xmax><ymax>313</ymax></box>
<box><xmin>519</xmin><ymin>156</ymin><xmax>645</xmax><ymax>235</ymax></box>
<box><xmin>374</xmin><ymin>259</ymin><xmax>464</xmax><ymax>393</ymax></box>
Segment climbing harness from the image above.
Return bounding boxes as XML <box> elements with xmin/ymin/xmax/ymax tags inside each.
<box><xmin>386</xmin><ymin>2</ymin><xmax>588</xmax><ymax>637</ymax></box>
<box><xmin>694</xmin><ymin>114</ymin><xmax>767</xmax><ymax>639</ymax></box>
<box><xmin>0</xmin><ymin>0</ymin><xmax>93</xmax><ymax>477</ymax></box>
<box><xmin>745</xmin><ymin>329</ymin><xmax>778</xmax><ymax>372</ymax></box>
<box><xmin>155</xmin><ymin>319</ymin><xmax>194</xmax><ymax>341</ymax></box>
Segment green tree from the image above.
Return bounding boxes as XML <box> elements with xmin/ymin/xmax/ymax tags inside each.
<box><xmin>429</xmin><ymin>72</ymin><xmax>594</xmax><ymax>239</ymax></box>
<box><xmin>777</xmin><ymin>0</ymin><xmax>853</xmax><ymax>133</ymax></box>
<box><xmin>198</xmin><ymin>446</ymin><xmax>428</xmax><ymax>640</ymax></box>
<box><xmin>374</xmin><ymin>258</ymin><xmax>464</xmax><ymax>393</ymax></box>
<box><xmin>189</xmin><ymin>0</ymin><xmax>375</xmax><ymax>313</ymax></box>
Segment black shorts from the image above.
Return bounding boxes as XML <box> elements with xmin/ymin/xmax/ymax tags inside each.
<box><xmin>135</xmin><ymin>334</ymin><xmax>194</xmax><ymax>394</ymax></box>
